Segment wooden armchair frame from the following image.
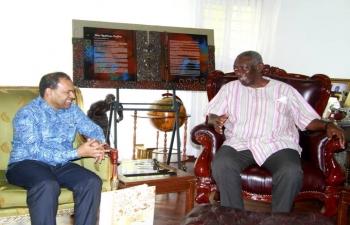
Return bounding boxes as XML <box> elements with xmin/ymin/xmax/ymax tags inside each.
<box><xmin>191</xmin><ymin>66</ymin><xmax>345</xmax><ymax>217</ymax></box>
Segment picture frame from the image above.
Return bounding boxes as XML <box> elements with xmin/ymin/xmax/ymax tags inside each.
<box><xmin>72</xmin><ymin>19</ymin><xmax>215</xmax><ymax>91</ymax></box>
<box><xmin>330</xmin><ymin>78</ymin><xmax>350</xmax><ymax>107</ymax></box>
<box><xmin>330</xmin><ymin>78</ymin><xmax>350</xmax><ymax>93</ymax></box>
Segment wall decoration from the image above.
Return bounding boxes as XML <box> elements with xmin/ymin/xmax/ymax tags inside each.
<box><xmin>330</xmin><ymin>78</ymin><xmax>350</xmax><ymax>108</ymax></box>
<box><xmin>83</xmin><ymin>27</ymin><xmax>137</xmax><ymax>82</ymax></box>
<box><xmin>330</xmin><ymin>78</ymin><xmax>350</xmax><ymax>93</ymax></box>
<box><xmin>72</xmin><ymin>20</ymin><xmax>215</xmax><ymax>91</ymax></box>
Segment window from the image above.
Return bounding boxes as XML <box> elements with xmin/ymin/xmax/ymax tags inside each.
<box><xmin>202</xmin><ymin>3</ymin><xmax>256</xmax><ymax>70</ymax></box>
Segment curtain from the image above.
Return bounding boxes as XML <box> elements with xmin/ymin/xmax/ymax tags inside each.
<box><xmin>186</xmin><ymin>0</ymin><xmax>282</xmax><ymax>157</ymax></box>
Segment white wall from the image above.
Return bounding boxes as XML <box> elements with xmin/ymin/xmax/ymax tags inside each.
<box><xmin>1</xmin><ymin>0</ymin><xmax>349</xmax><ymax>160</ymax></box>
<box><xmin>0</xmin><ymin>0</ymin><xmax>197</xmax><ymax>160</ymax></box>
<box><xmin>270</xmin><ymin>0</ymin><xmax>350</xmax><ymax>78</ymax></box>
<box><xmin>0</xmin><ymin>0</ymin><xmax>195</xmax><ymax>86</ymax></box>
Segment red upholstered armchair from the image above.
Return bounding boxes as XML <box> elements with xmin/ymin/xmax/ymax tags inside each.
<box><xmin>191</xmin><ymin>65</ymin><xmax>345</xmax><ymax>218</ymax></box>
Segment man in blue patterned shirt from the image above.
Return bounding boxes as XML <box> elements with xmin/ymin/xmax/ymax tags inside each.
<box><xmin>6</xmin><ymin>72</ymin><xmax>108</xmax><ymax>225</ymax></box>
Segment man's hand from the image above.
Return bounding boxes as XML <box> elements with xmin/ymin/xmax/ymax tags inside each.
<box><xmin>307</xmin><ymin>119</ymin><xmax>346</xmax><ymax>149</ymax></box>
<box><xmin>326</xmin><ymin>123</ymin><xmax>346</xmax><ymax>149</ymax></box>
<box><xmin>209</xmin><ymin>114</ymin><xmax>229</xmax><ymax>134</ymax></box>
<box><xmin>78</xmin><ymin>139</ymin><xmax>110</xmax><ymax>163</ymax></box>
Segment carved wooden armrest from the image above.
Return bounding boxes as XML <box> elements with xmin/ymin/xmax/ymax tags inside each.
<box><xmin>299</xmin><ymin>130</ymin><xmax>345</xmax><ymax>186</ymax></box>
<box><xmin>80</xmin><ymin>134</ymin><xmax>120</xmax><ymax>190</ymax></box>
<box><xmin>191</xmin><ymin>123</ymin><xmax>224</xmax><ymax>178</ymax></box>
<box><xmin>104</xmin><ymin>145</ymin><xmax>119</xmax><ymax>190</ymax></box>
<box><xmin>324</xmin><ymin>137</ymin><xmax>345</xmax><ymax>185</ymax></box>
<box><xmin>191</xmin><ymin>123</ymin><xmax>224</xmax><ymax>203</ymax></box>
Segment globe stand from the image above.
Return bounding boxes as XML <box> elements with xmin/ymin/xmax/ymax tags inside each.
<box><xmin>153</xmin><ymin>117</ymin><xmax>189</xmax><ymax>161</ymax></box>
<box><xmin>106</xmin><ymin>88</ymin><xmax>183</xmax><ymax>169</ymax></box>
<box><xmin>133</xmin><ymin>117</ymin><xmax>189</xmax><ymax>162</ymax></box>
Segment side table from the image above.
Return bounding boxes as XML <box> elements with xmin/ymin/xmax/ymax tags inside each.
<box><xmin>336</xmin><ymin>186</ymin><xmax>350</xmax><ymax>225</ymax></box>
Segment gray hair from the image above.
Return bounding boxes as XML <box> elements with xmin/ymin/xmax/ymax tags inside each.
<box><xmin>237</xmin><ymin>51</ymin><xmax>263</xmax><ymax>65</ymax></box>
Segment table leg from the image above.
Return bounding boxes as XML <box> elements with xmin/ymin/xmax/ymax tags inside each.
<box><xmin>336</xmin><ymin>190</ymin><xmax>350</xmax><ymax>225</ymax></box>
<box><xmin>185</xmin><ymin>180</ymin><xmax>195</xmax><ymax>214</ymax></box>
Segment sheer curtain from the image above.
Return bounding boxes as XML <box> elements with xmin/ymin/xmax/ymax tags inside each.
<box><xmin>186</xmin><ymin>0</ymin><xmax>282</xmax><ymax>157</ymax></box>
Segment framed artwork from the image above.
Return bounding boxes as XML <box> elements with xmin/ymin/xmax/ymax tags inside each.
<box><xmin>72</xmin><ymin>19</ymin><xmax>215</xmax><ymax>91</ymax></box>
<box><xmin>330</xmin><ymin>78</ymin><xmax>350</xmax><ymax>93</ymax></box>
<box><xmin>330</xmin><ymin>78</ymin><xmax>350</xmax><ymax>107</ymax></box>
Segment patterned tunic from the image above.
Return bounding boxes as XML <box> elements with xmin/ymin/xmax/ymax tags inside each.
<box><xmin>8</xmin><ymin>97</ymin><xmax>105</xmax><ymax>166</ymax></box>
<box><xmin>203</xmin><ymin>77</ymin><xmax>320</xmax><ymax>166</ymax></box>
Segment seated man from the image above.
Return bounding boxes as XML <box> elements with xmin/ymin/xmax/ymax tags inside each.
<box><xmin>204</xmin><ymin>50</ymin><xmax>346</xmax><ymax>212</ymax></box>
<box><xmin>6</xmin><ymin>72</ymin><xmax>108</xmax><ymax>225</ymax></box>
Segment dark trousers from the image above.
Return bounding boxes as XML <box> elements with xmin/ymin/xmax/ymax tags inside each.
<box><xmin>6</xmin><ymin>160</ymin><xmax>102</xmax><ymax>225</ymax></box>
<box><xmin>212</xmin><ymin>146</ymin><xmax>303</xmax><ymax>212</ymax></box>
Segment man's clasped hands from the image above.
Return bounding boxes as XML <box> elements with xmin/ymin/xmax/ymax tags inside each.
<box><xmin>78</xmin><ymin>138</ymin><xmax>111</xmax><ymax>163</ymax></box>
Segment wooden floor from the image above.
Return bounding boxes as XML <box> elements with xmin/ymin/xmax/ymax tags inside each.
<box><xmin>8</xmin><ymin>157</ymin><xmax>350</xmax><ymax>225</ymax></box>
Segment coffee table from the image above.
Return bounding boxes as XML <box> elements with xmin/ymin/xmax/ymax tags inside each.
<box><xmin>117</xmin><ymin>159</ymin><xmax>196</xmax><ymax>213</ymax></box>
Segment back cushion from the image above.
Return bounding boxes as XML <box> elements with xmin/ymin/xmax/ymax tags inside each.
<box><xmin>272</xmin><ymin>76</ymin><xmax>323</xmax><ymax>110</ymax></box>
<box><xmin>214</xmin><ymin>75</ymin><xmax>322</xmax><ymax>111</ymax></box>
<box><xmin>0</xmin><ymin>87</ymin><xmax>39</xmax><ymax>170</ymax></box>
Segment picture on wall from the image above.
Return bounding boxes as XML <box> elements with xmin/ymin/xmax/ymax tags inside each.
<box><xmin>331</xmin><ymin>82</ymin><xmax>348</xmax><ymax>92</ymax></box>
<box><xmin>72</xmin><ymin>20</ymin><xmax>215</xmax><ymax>90</ymax></box>
<box><xmin>83</xmin><ymin>27</ymin><xmax>137</xmax><ymax>82</ymax></box>
<box><xmin>164</xmin><ymin>33</ymin><xmax>208</xmax><ymax>84</ymax></box>
<box><xmin>330</xmin><ymin>78</ymin><xmax>350</xmax><ymax>107</ymax></box>
<box><xmin>330</xmin><ymin>78</ymin><xmax>350</xmax><ymax>93</ymax></box>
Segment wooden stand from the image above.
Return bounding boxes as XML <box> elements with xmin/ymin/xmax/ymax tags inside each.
<box><xmin>106</xmin><ymin>88</ymin><xmax>184</xmax><ymax>169</ymax></box>
<box><xmin>132</xmin><ymin>114</ymin><xmax>190</xmax><ymax>163</ymax></box>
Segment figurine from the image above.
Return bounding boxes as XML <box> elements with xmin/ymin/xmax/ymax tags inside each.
<box><xmin>87</xmin><ymin>94</ymin><xmax>123</xmax><ymax>142</ymax></box>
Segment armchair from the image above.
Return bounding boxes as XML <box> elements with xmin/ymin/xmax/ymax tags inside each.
<box><xmin>0</xmin><ymin>86</ymin><xmax>118</xmax><ymax>223</ymax></box>
<box><xmin>191</xmin><ymin>65</ymin><xmax>345</xmax><ymax>218</ymax></box>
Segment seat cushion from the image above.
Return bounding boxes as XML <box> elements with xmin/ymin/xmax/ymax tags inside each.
<box><xmin>241</xmin><ymin>161</ymin><xmax>326</xmax><ymax>195</ymax></box>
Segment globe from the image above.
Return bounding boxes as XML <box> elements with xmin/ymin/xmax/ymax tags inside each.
<box><xmin>147</xmin><ymin>95</ymin><xmax>187</xmax><ymax>132</ymax></box>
